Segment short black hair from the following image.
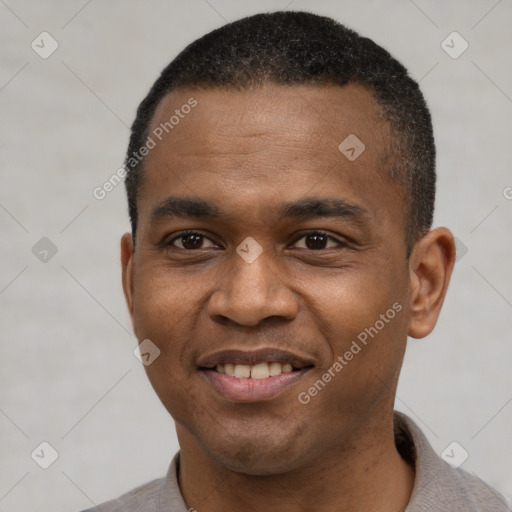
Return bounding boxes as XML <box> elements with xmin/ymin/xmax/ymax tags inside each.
<box><xmin>124</xmin><ymin>10</ymin><xmax>435</xmax><ymax>253</ymax></box>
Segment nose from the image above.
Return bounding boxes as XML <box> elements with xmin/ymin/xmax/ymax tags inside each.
<box><xmin>207</xmin><ymin>247</ymin><xmax>299</xmax><ymax>327</ymax></box>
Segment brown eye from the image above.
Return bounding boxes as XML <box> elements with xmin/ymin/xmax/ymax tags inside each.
<box><xmin>305</xmin><ymin>233</ymin><xmax>329</xmax><ymax>250</ymax></box>
<box><xmin>293</xmin><ymin>231</ymin><xmax>347</xmax><ymax>250</ymax></box>
<box><xmin>168</xmin><ymin>231</ymin><xmax>217</xmax><ymax>250</ymax></box>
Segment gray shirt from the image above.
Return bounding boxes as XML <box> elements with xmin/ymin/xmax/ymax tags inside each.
<box><xmin>81</xmin><ymin>411</ymin><xmax>510</xmax><ymax>511</ymax></box>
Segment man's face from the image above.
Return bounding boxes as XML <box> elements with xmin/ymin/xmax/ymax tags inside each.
<box><xmin>122</xmin><ymin>84</ymin><xmax>414</xmax><ymax>474</ymax></box>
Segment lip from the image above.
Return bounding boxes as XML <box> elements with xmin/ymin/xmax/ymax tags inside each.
<box><xmin>197</xmin><ymin>347</ymin><xmax>316</xmax><ymax>403</ymax></box>
<box><xmin>197</xmin><ymin>347</ymin><xmax>315</xmax><ymax>369</ymax></box>
<box><xmin>201</xmin><ymin>367</ymin><xmax>312</xmax><ymax>403</ymax></box>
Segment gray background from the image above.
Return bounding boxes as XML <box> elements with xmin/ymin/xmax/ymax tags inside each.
<box><xmin>1</xmin><ymin>0</ymin><xmax>511</xmax><ymax>510</ymax></box>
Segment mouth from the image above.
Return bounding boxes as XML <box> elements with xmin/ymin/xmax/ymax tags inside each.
<box><xmin>198</xmin><ymin>348</ymin><xmax>315</xmax><ymax>403</ymax></box>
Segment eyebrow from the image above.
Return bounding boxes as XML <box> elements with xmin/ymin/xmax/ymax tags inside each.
<box><xmin>150</xmin><ymin>197</ymin><xmax>222</xmax><ymax>223</ymax></box>
<box><xmin>280</xmin><ymin>197</ymin><xmax>367</xmax><ymax>222</ymax></box>
<box><xmin>149</xmin><ymin>196</ymin><xmax>368</xmax><ymax>225</ymax></box>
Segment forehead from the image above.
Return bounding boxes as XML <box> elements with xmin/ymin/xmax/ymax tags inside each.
<box><xmin>148</xmin><ymin>83</ymin><xmax>390</xmax><ymax>159</ymax></box>
<box><xmin>138</xmin><ymin>83</ymin><xmax>403</xmax><ymax>234</ymax></box>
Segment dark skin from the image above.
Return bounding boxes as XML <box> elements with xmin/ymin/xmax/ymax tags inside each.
<box><xmin>121</xmin><ymin>83</ymin><xmax>456</xmax><ymax>512</ymax></box>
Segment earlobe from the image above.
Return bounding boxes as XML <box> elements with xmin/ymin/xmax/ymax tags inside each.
<box><xmin>121</xmin><ymin>233</ymin><xmax>135</xmax><ymax>319</ymax></box>
<box><xmin>407</xmin><ymin>227</ymin><xmax>456</xmax><ymax>339</ymax></box>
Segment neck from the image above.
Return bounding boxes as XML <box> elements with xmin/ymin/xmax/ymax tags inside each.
<box><xmin>177</xmin><ymin>413</ymin><xmax>415</xmax><ymax>512</ymax></box>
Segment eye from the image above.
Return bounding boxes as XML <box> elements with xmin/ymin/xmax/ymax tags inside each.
<box><xmin>165</xmin><ymin>230</ymin><xmax>348</xmax><ymax>251</ymax></box>
<box><xmin>167</xmin><ymin>231</ymin><xmax>218</xmax><ymax>250</ymax></box>
<box><xmin>292</xmin><ymin>231</ymin><xmax>348</xmax><ymax>250</ymax></box>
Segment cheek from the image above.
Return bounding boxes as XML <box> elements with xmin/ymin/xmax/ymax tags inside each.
<box><xmin>131</xmin><ymin>267</ymin><xmax>201</xmax><ymax>366</ymax></box>
<box><xmin>305</xmin><ymin>267</ymin><xmax>408</xmax><ymax>392</ymax></box>
<box><xmin>308</xmin><ymin>265</ymin><xmax>405</xmax><ymax>338</ymax></box>
<box><xmin>130</xmin><ymin>268</ymin><xmax>203</xmax><ymax>420</ymax></box>
<box><xmin>133</xmin><ymin>261</ymin><xmax>197</xmax><ymax>323</ymax></box>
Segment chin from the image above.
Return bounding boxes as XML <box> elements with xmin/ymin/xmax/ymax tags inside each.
<box><xmin>200</xmin><ymin>424</ymin><xmax>310</xmax><ymax>476</ymax></box>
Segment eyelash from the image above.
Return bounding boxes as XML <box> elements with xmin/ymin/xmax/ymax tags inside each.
<box><xmin>166</xmin><ymin>230</ymin><xmax>349</xmax><ymax>251</ymax></box>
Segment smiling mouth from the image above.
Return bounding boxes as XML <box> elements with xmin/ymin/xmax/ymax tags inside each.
<box><xmin>197</xmin><ymin>348</ymin><xmax>316</xmax><ymax>402</ymax></box>
<box><xmin>199</xmin><ymin>362</ymin><xmax>314</xmax><ymax>403</ymax></box>
<box><xmin>202</xmin><ymin>362</ymin><xmax>313</xmax><ymax>379</ymax></box>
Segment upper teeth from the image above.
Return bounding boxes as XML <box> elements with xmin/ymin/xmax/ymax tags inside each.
<box><xmin>216</xmin><ymin>362</ymin><xmax>294</xmax><ymax>379</ymax></box>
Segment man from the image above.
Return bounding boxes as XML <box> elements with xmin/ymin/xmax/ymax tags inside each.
<box><xmin>84</xmin><ymin>11</ymin><xmax>510</xmax><ymax>512</ymax></box>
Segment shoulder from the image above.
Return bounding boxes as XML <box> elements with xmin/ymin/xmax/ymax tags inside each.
<box><xmin>394</xmin><ymin>412</ymin><xmax>511</xmax><ymax>512</ymax></box>
<box><xmin>409</xmin><ymin>463</ymin><xmax>511</xmax><ymax>511</ymax></box>
<box><xmin>77</xmin><ymin>453</ymin><xmax>186</xmax><ymax>512</ymax></box>
<box><xmin>78</xmin><ymin>476</ymin><xmax>165</xmax><ymax>512</ymax></box>
<box><xmin>446</xmin><ymin>466</ymin><xmax>512</xmax><ymax>511</ymax></box>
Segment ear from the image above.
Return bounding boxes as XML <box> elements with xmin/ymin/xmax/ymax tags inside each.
<box><xmin>407</xmin><ymin>227</ymin><xmax>456</xmax><ymax>339</ymax></box>
<box><xmin>121</xmin><ymin>233</ymin><xmax>135</xmax><ymax>326</ymax></box>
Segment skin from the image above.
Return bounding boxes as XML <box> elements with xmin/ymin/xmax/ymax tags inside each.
<box><xmin>121</xmin><ymin>83</ymin><xmax>456</xmax><ymax>512</ymax></box>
